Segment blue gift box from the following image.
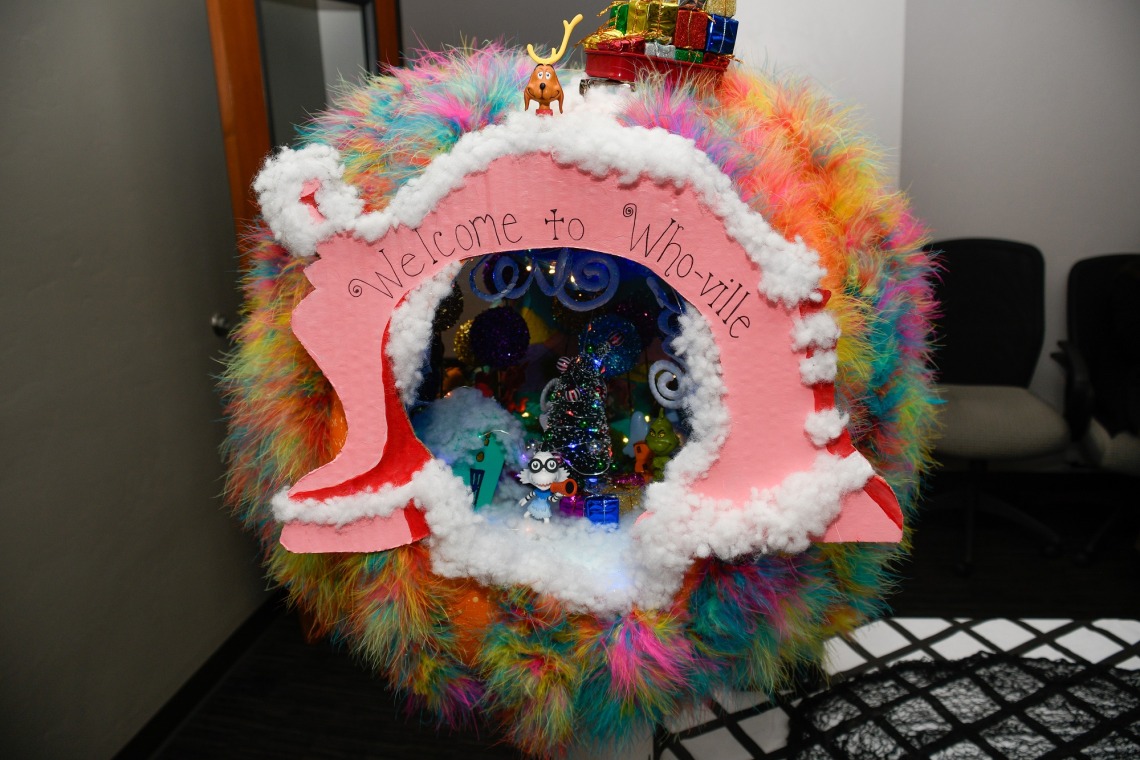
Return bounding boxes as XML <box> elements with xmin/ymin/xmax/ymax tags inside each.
<box><xmin>585</xmin><ymin>494</ymin><xmax>620</xmax><ymax>526</ymax></box>
<box><xmin>705</xmin><ymin>14</ymin><xmax>738</xmax><ymax>56</ymax></box>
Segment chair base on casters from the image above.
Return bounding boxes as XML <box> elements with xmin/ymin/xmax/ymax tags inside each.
<box><xmin>934</xmin><ymin>462</ymin><xmax>1063</xmax><ymax>577</ymax></box>
<box><xmin>955</xmin><ymin>492</ymin><xmax>1063</xmax><ymax>576</ymax></box>
<box><xmin>1073</xmin><ymin>504</ymin><xmax>1126</xmax><ymax>567</ymax></box>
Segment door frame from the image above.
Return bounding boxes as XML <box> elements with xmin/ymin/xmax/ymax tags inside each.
<box><xmin>206</xmin><ymin>0</ymin><xmax>401</xmax><ymax>228</ymax></box>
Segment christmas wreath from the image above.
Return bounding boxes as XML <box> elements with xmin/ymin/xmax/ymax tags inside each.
<box><xmin>220</xmin><ymin>41</ymin><xmax>938</xmax><ymax>757</ymax></box>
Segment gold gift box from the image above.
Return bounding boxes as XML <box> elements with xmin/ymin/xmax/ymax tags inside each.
<box><xmin>582</xmin><ymin>27</ymin><xmax>626</xmax><ymax>50</ymax></box>
<box><xmin>648</xmin><ymin>1</ymin><xmax>679</xmax><ymax>43</ymax></box>
<box><xmin>706</xmin><ymin>0</ymin><xmax>736</xmax><ymax>17</ymax></box>
<box><xmin>627</xmin><ymin>0</ymin><xmax>650</xmax><ymax>34</ymax></box>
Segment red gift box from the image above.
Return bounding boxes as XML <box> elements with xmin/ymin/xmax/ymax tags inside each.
<box><xmin>595</xmin><ymin>34</ymin><xmax>648</xmax><ymax>55</ymax></box>
<box><xmin>703</xmin><ymin>52</ymin><xmax>731</xmax><ymax>70</ymax></box>
<box><xmin>674</xmin><ymin>9</ymin><xmax>709</xmax><ymax>50</ymax></box>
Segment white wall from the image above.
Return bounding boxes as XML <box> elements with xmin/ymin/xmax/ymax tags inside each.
<box><xmin>735</xmin><ymin>0</ymin><xmax>908</xmax><ymax>184</ymax></box>
<box><xmin>901</xmin><ymin>0</ymin><xmax>1140</xmax><ymax>407</ymax></box>
<box><xmin>0</xmin><ymin>2</ymin><xmax>267</xmax><ymax>756</ymax></box>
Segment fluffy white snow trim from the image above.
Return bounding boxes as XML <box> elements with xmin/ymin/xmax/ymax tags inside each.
<box><xmin>658</xmin><ymin>309</ymin><xmax>728</xmax><ymax>484</ymax></box>
<box><xmin>805</xmin><ymin>408</ymin><xmax>851</xmax><ymax>447</ymax></box>
<box><xmin>631</xmin><ymin>452</ymin><xmax>873</xmax><ymax>600</ymax></box>
<box><xmin>254</xmin><ymin>144</ymin><xmax>364</xmax><ymax>258</ymax></box>
<box><xmin>265</xmin><ymin>82</ymin><xmax>877</xmax><ymax>613</ymax></box>
<box><xmin>622</xmin><ymin>310</ymin><xmax>871</xmax><ymax>607</ymax></box>
<box><xmin>255</xmin><ymin>81</ymin><xmax>826</xmax><ymax>307</ymax></box>
<box><xmin>423</xmin><ymin>475</ymin><xmax>656</xmax><ymax>614</ymax></box>
<box><xmin>387</xmin><ymin>263</ymin><xmax>462</xmax><ymax>405</ymax></box>
<box><xmin>800</xmin><ymin>350</ymin><xmax>838</xmax><ymax>385</ymax></box>
<box><xmin>792</xmin><ymin>312</ymin><xmax>841</xmax><ymax>351</ymax></box>
<box><xmin>272</xmin><ymin>463</ymin><xmax>440</xmax><ymax>527</ymax></box>
<box><xmin>271</xmin><ymin>451</ymin><xmax>871</xmax><ymax>614</ymax></box>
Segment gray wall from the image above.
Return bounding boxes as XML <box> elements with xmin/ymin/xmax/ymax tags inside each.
<box><xmin>0</xmin><ymin>2</ymin><xmax>267</xmax><ymax>757</ymax></box>
<box><xmin>401</xmin><ymin>0</ymin><xmax>587</xmax><ymax>64</ymax></box>
<box><xmin>261</xmin><ymin>0</ymin><xmax>330</xmax><ymax>146</ymax></box>
<box><xmin>901</xmin><ymin>0</ymin><xmax>1140</xmax><ymax>406</ymax></box>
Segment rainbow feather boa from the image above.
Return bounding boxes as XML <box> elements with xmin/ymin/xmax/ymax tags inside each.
<box><xmin>220</xmin><ymin>46</ymin><xmax>938</xmax><ymax>757</ymax></box>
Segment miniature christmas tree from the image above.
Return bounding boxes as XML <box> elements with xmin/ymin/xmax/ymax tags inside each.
<box><xmin>544</xmin><ymin>354</ymin><xmax>612</xmax><ymax>477</ymax></box>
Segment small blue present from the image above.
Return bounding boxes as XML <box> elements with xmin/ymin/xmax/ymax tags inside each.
<box><xmin>705</xmin><ymin>14</ymin><xmax>738</xmax><ymax>56</ymax></box>
<box><xmin>585</xmin><ymin>494</ymin><xmax>620</xmax><ymax>526</ymax></box>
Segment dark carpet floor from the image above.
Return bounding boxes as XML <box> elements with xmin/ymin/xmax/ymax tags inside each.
<box><xmin>135</xmin><ymin>471</ymin><xmax>1140</xmax><ymax>760</ymax></box>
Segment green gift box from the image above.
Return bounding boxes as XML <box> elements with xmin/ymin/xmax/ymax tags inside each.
<box><xmin>609</xmin><ymin>2</ymin><xmax>630</xmax><ymax>33</ymax></box>
<box><xmin>674</xmin><ymin>48</ymin><xmax>705</xmax><ymax>64</ymax></box>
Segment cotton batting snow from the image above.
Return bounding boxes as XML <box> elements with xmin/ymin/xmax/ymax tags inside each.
<box><xmin>388</xmin><ymin>263</ymin><xmax>462</xmax><ymax>405</ymax></box>
<box><xmin>255</xmin><ymin>143</ymin><xmax>363</xmax><ymax>258</ymax></box>
<box><xmin>792</xmin><ymin>311</ymin><xmax>841</xmax><ymax>351</ymax></box>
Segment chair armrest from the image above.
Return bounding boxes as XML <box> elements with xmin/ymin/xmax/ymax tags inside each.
<box><xmin>1051</xmin><ymin>340</ymin><xmax>1094</xmax><ymax>439</ymax></box>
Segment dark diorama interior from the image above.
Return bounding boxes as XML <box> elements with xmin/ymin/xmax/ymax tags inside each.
<box><xmin>413</xmin><ymin>248</ymin><xmax>693</xmax><ymax>530</ymax></box>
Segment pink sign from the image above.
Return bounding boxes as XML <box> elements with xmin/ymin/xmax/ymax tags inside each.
<box><xmin>278</xmin><ymin>154</ymin><xmax>901</xmax><ymax>552</ymax></box>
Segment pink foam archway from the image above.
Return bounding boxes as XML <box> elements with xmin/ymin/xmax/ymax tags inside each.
<box><xmin>279</xmin><ymin>154</ymin><xmax>902</xmax><ymax>552</ymax></box>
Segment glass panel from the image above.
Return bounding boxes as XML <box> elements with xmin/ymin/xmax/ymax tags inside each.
<box><xmin>258</xmin><ymin>0</ymin><xmax>374</xmax><ymax>146</ymax></box>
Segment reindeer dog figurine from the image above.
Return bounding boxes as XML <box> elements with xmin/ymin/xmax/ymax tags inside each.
<box><xmin>524</xmin><ymin>14</ymin><xmax>582</xmax><ymax>116</ymax></box>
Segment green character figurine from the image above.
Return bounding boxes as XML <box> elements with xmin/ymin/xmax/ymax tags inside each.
<box><xmin>634</xmin><ymin>409</ymin><xmax>680</xmax><ymax>482</ymax></box>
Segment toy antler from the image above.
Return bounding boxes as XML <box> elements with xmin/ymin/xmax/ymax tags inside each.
<box><xmin>527</xmin><ymin>14</ymin><xmax>584</xmax><ymax>66</ymax></box>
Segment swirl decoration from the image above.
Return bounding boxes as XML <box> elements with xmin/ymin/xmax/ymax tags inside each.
<box><xmin>469</xmin><ymin>249</ymin><xmax>619</xmax><ymax>311</ymax></box>
<box><xmin>647</xmin><ymin>276</ymin><xmax>689</xmax><ymax>409</ymax></box>
<box><xmin>555</xmin><ymin>251</ymin><xmax>620</xmax><ymax>311</ymax></box>
<box><xmin>468</xmin><ymin>253</ymin><xmax>531</xmax><ymax>301</ymax></box>
<box><xmin>649</xmin><ymin>359</ymin><xmax>687</xmax><ymax>409</ymax></box>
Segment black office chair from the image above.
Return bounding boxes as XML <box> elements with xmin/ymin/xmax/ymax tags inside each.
<box><xmin>929</xmin><ymin>238</ymin><xmax>1068</xmax><ymax>575</ymax></box>
<box><xmin>1053</xmin><ymin>253</ymin><xmax>1140</xmax><ymax>563</ymax></box>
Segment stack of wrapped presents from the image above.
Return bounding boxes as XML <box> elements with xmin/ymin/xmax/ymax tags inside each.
<box><xmin>582</xmin><ymin>1</ymin><xmax>738</xmax><ymax>82</ymax></box>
